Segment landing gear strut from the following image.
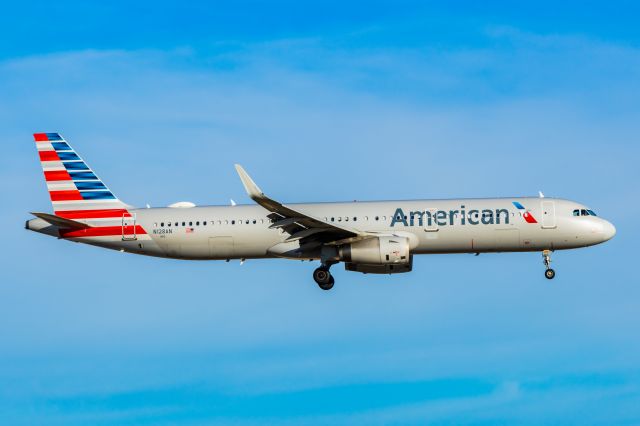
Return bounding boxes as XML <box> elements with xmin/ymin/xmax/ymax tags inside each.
<box><xmin>543</xmin><ymin>250</ymin><xmax>555</xmax><ymax>280</ymax></box>
<box><xmin>313</xmin><ymin>264</ymin><xmax>335</xmax><ymax>290</ymax></box>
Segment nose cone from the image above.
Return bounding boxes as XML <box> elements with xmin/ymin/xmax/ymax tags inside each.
<box><xmin>602</xmin><ymin>220</ymin><xmax>616</xmax><ymax>242</ymax></box>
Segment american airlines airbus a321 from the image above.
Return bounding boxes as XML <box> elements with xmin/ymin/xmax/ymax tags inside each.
<box><xmin>26</xmin><ymin>133</ymin><xmax>616</xmax><ymax>290</ymax></box>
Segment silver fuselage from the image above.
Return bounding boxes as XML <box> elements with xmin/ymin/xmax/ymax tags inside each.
<box><xmin>26</xmin><ymin>197</ymin><xmax>616</xmax><ymax>260</ymax></box>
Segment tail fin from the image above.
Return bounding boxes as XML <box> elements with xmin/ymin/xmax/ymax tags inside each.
<box><xmin>33</xmin><ymin>133</ymin><xmax>132</xmax><ymax>219</ymax></box>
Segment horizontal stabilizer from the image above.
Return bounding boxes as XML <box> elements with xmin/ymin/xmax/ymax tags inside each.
<box><xmin>30</xmin><ymin>212</ymin><xmax>92</xmax><ymax>230</ymax></box>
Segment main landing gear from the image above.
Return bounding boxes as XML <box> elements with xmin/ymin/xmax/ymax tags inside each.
<box><xmin>543</xmin><ymin>250</ymin><xmax>556</xmax><ymax>280</ymax></box>
<box><xmin>313</xmin><ymin>264</ymin><xmax>335</xmax><ymax>290</ymax></box>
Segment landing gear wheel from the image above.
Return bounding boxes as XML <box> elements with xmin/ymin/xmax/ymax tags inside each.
<box><xmin>542</xmin><ymin>250</ymin><xmax>555</xmax><ymax>280</ymax></box>
<box><xmin>313</xmin><ymin>267</ymin><xmax>334</xmax><ymax>290</ymax></box>
<box><xmin>319</xmin><ymin>276</ymin><xmax>335</xmax><ymax>291</ymax></box>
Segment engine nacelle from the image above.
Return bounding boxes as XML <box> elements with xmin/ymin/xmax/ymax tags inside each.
<box><xmin>339</xmin><ymin>236</ymin><xmax>412</xmax><ymax>274</ymax></box>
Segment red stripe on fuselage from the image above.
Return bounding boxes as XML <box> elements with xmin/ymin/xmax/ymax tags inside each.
<box><xmin>55</xmin><ymin>209</ymin><xmax>132</xmax><ymax>219</ymax></box>
<box><xmin>34</xmin><ymin>133</ymin><xmax>49</xmax><ymax>142</ymax></box>
<box><xmin>60</xmin><ymin>225</ymin><xmax>147</xmax><ymax>238</ymax></box>
<box><xmin>45</xmin><ymin>170</ymin><xmax>72</xmax><ymax>181</ymax></box>
<box><xmin>39</xmin><ymin>151</ymin><xmax>60</xmax><ymax>162</ymax></box>
<box><xmin>49</xmin><ymin>190</ymin><xmax>83</xmax><ymax>201</ymax></box>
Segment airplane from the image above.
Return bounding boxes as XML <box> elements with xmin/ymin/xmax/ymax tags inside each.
<box><xmin>26</xmin><ymin>133</ymin><xmax>616</xmax><ymax>290</ymax></box>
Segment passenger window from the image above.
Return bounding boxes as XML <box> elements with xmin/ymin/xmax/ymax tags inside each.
<box><xmin>331</xmin><ymin>217</ymin><xmax>335</xmax><ymax>222</ymax></box>
<box><xmin>153</xmin><ymin>222</ymin><xmax>157</xmax><ymax>227</ymax></box>
<box><xmin>338</xmin><ymin>217</ymin><xmax>342</xmax><ymax>222</ymax></box>
<box><xmin>375</xmin><ymin>216</ymin><xmax>379</xmax><ymax>221</ymax></box>
<box><xmin>167</xmin><ymin>222</ymin><xmax>171</xmax><ymax>227</ymax></box>
<box><xmin>253</xmin><ymin>219</ymin><xmax>256</xmax><ymax>224</ymax></box>
<box><xmin>189</xmin><ymin>221</ymin><xmax>193</xmax><ymax>226</ymax></box>
<box><xmin>231</xmin><ymin>220</ymin><xmax>235</xmax><ymax>225</ymax></box>
<box><xmin>196</xmin><ymin>221</ymin><xmax>200</xmax><ymax>226</ymax></box>
<box><xmin>246</xmin><ymin>220</ymin><xmax>250</xmax><ymax>224</ymax></box>
<box><xmin>161</xmin><ymin>222</ymin><xmax>164</xmax><ymax>227</ymax></box>
<box><xmin>345</xmin><ymin>217</ymin><xmax>349</xmax><ymax>222</ymax></box>
<box><xmin>182</xmin><ymin>222</ymin><xmax>186</xmax><ymax>226</ymax></box>
<box><xmin>353</xmin><ymin>217</ymin><xmax>357</xmax><ymax>221</ymax></box>
<box><xmin>203</xmin><ymin>221</ymin><xmax>207</xmax><ymax>226</ymax></box>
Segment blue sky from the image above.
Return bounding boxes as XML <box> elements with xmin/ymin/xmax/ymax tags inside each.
<box><xmin>1</xmin><ymin>1</ymin><xmax>639</xmax><ymax>424</ymax></box>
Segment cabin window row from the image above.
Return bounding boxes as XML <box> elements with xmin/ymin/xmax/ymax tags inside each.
<box><xmin>153</xmin><ymin>219</ymin><xmax>267</xmax><ymax>227</ymax></box>
<box><xmin>153</xmin><ymin>210</ymin><xmax>537</xmax><ymax>228</ymax></box>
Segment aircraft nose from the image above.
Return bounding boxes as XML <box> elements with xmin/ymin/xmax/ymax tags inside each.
<box><xmin>602</xmin><ymin>220</ymin><xmax>616</xmax><ymax>241</ymax></box>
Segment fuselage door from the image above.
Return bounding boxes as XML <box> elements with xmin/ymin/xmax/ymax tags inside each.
<box><xmin>541</xmin><ymin>201</ymin><xmax>556</xmax><ymax>229</ymax></box>
<box><xmin>122</xmin><ymin>213</ymin><xmax>137</xmax><ymax>241</ymax></box>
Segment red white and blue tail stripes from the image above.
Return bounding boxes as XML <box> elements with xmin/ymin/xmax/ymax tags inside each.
<box><xmin>33</xmin><ymin>132</ymin><xmax>130</xmax><ymax>219</ymax></box>
<box><xmin>33</xmin><ymin>133</ymin><xmax>148</xmax><ymax>239</ymax></box>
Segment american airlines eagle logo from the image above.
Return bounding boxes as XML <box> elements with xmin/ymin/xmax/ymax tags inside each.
<box><xmin>512</xmin><ymin>201</ymin><xmax>538</xmax><ymax>224</ymax></box>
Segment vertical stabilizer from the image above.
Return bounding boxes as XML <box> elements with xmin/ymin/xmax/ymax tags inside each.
<box><xmin>33</xmin><ymin>132</ymin><xmax>131</xmax><ymax>220</ymax></box>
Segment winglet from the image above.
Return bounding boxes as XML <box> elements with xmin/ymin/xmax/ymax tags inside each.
<box><xmin>234</xmin><ymin>164</ymin><xmax>265</xmax><ymax>200</ymax></box>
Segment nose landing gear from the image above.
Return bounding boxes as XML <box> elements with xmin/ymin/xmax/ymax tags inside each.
<box><xmin>543</xmin><ymin>250</ymin><xmax>555</xmax><ymax>280</ymax></box>
<box><xmin>313</xmin><ymin>264</ymin><xmax>335</xmax><ymax>290</ymax></box>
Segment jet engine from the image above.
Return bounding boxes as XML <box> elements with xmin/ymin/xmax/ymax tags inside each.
<box><xmin>338</xmin><ymin>236</ymin><xmax>413</xmax><ymax>274</ymax></box>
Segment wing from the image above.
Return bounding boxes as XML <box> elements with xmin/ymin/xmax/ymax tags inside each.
<box><xmin>234</xmin><ymin>164</ymin><xmax>366</xmax><ymax>245</ymax></box>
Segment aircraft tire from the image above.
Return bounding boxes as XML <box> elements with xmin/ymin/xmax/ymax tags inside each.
<box><xmin>319</xmin><ymin>276</ymin><xmax>335</xmax><ymax>291</ymax></box>
<box><xmin>545</xmin><ymin>269</ymin><xmax>556</xmax><ymax>280</ymax></box>
<box><xmin>313</xmin><ymin>267</ymin><xmax>334</xmax><ymax>290</ymax></box>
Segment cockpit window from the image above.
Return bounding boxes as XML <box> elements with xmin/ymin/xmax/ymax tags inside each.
<box><xmin>573</xmin><ymin>209</ymin><xmax>597</xmax><ymax>217</ymax></box>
